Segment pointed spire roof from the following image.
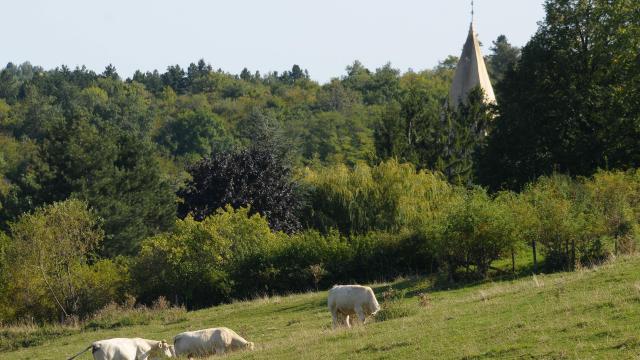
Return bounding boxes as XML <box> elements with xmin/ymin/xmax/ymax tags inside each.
<box><xmin>448</xmin><ymin>21</ymin><xmax>496</xmax><ymax>109</ymax></box>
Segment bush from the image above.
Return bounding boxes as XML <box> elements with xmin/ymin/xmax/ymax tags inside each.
<box><xmin>132</xmin><ymin>206</ymin><xmax>283</xmax><ymax>308</ymax></box>
<box><xmin>424</xmin><ymin>188</ymin><xmax>519</xmax><ymax>278</ymax></box>
<box><xmin>263</xmin><ymin>230</ymin><xmax>433</xmax><ymax>294</ymax></box>
<box><xmin>266</xmin><ymin>230</ymin><xmax>352</xmax><ymax>293</ymax></box>
<box><xmin>74</xmin><ymin>258</ymin><xmax>130</xmax><ymax>317</ymax></box>
<box><xmin>2</xmin><ymin>200</ymin><xmax>125</xmax><ymax>322</ymax></box>
<box><xmin>374</xmin><ymin>287</ymin><xmax>417</xmax><ymax>322</ymax></box>
<box><xmin>583</xmin><ymin>171</ymin><xmax>640</xmax><ymax>256</ymax></box>
<box><xmin>518</xmin><ymin>172</ymin><xmax>640</xmax><ymax>271</ymax></box>
<box><xmin>522</xmin><ymin>175</ymin><xmax>587</xmax><ymax>270</ymax></box>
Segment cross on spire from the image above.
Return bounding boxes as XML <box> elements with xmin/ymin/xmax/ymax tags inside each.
<box><xmin>471</xmin><ymin>0</ymin><xmax>475</xmax><ymax>21</ymax></box>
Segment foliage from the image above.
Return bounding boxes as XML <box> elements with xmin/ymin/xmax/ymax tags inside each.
<box><xmin>373</xmin><ymin>69</ymin><xmax>451</xmax><ymax>171</ymax></box>
<box><xmin>374</xmin><ymin>75</ymin><xmax>492</xmax><ymax>185</ymax></box>
<box><xmin>481</xmin><ymin>0</ymin><xmax>640</xmax><ymax>190</ymax></box>
<box><xmin>3</xmin><ymin>200</ymin><xmax>127</xmax><ymax>322</ymax></box>
<box><xmin>424</xmin><ymin>188</ymin><xmax>519</xmax><ymax>278</ymax></box>
<box><xmin>442</xmin><ymin>87</ymin><xmax>494</xmax><ymax>186</ymax></box>
<box><xmin>155</xmin><ymin>107</ymin><xmax>232</xmax><ymax>161</ymax></box>
<box><xmin>302</xmin><ymin>159</ymin><xmax>453</xmax><ymax>234</ymax></box>
<box><xmin>486</xmin><ymin>35</ymin><xmax>521</xmax><ymax>86</ymax></box>
<box><xmin>37</xmin><ymin>123</ymin><xmax>176</xmax><ymax>256</ymax></box>
<box><xmin>300</xmin><ymin>110</ymin><xmax>375</xmax><ymax>166</ymax></box>
<box><xmin>178</xmin><ymin>145</ymin><xmax>302</xmax><ymax>234</ymax></box>
<box><xmin>133</xmin><ymin>206</ymin><xmax>282</xmax><ymax>308</ymax></box>
<box><xmin>518</xmin><ymin>171</ymin><xmax>640</xmax><ymax>271</ymax></box>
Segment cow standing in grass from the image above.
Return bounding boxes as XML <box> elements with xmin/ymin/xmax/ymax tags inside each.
<box><xmin>67</xmin><ymin>338</ymin><xmax>174</xmax><ymax>360</ymax></box>
<box><xmin>173</xmin><ymin>327</ymin><xmax>255</xmax><ymax>357</ymax></box>
<box><xmin>328</xmin><ymin>285</ymin><xmax>380</xmax><ymax>328</ymax></box>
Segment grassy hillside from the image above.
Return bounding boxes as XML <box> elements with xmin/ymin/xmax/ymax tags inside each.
<box><xmin>5</xmin><ymin>256</ymin><xmax>640</xmax><ymax>359</ymax></box>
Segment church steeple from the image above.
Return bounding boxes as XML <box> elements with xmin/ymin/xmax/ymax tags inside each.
<box><xmin>448</xmin><ymin>10</ymin><xmax>496</xmax><ymax>109</ymax></box>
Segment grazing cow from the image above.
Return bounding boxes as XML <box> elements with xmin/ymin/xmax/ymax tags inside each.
<box><xmin>173</xmin><ymin>327</ymin><xmax>255</xmax><ymax>357</ymax></box>
<box><xmin>67</xmin><ymin>338</ymin><xmax>174</xmax><ymax>360</ymax></box>
<box><xmin>328</xmin><ymin>285</ymin><xmax>380</xmax><ymax>328</ymax></box>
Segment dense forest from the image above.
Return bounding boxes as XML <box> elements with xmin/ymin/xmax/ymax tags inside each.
<box><xmin>0</xmin><ymin>0</ymin><xmax>639</xmax><ymax>323</ymax></box>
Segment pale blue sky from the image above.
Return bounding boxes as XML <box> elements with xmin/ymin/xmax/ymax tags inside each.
<box><xmin>1</xmin><ymin>0</ymin><xmax>546</xmax><ymax>83</ymax></box>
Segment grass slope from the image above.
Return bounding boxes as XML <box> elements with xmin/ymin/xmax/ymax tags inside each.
<box><xmin>6</xmin><ymin>256</ymin><xmax>640</xmax><ymax>359</ymax></box>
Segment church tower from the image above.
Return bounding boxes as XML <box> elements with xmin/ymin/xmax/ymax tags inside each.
<box><xmin>448</xmin><ymin>14</ymin><xmax>496</xmax><ymax>109</ymax></box>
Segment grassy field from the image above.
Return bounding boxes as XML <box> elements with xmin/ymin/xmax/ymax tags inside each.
<box><xmin>5</xmin><ymin>255</ymin><xmax>640</xmax><ymax>359</ymax></box>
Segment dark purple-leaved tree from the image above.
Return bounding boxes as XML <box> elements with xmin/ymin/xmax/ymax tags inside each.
<box><xmin>177</xmin><ymin>145</ymin><xmax>302</xmax><ymax>234</ymax></box>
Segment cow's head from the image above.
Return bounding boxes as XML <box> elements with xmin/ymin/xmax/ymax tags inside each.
<box><xmin>150</xmin><ymin>340</ymin><xmax>174</xmax><ymax>359</ymax></box>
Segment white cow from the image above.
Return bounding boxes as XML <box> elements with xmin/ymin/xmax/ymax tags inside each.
<box><xmin>173</xmin><ymin>327</ymin><xmax>255</xmax><ymax>357</ymax></box>
<box><xmin>67</xmin><ymin>338</ymin><xmax>174</xmax><ymax>360</ymax></box>
<box><xmin>328</xmin><ymin>285</ymin><xmax>380</xmax><ymax>328</ymax></box>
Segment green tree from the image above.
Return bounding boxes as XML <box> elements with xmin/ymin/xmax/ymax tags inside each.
<box><xmin>486</xmin><ymin>35</ymin><xmax>521</xmax><ymax>85</ymax></box>
<box><xmin>444</xmin><ymin>87</ymin><xmax>494</xmax><ymax>186</ymax></box>
<box><xmin>36</xmin><ymin>120</ymin><xmax>176</xmax><ymax>256</ymax></box>
<box><xmin>301</xmin><ymin>111</ymin><xmax>375</xmax><ymax>165</ymax></box>
<box><xmin>481</xmin><ymin>0</ymin><xmax>640</xmax><ymax>190</ymax></box>
<box><xmin>162</xmin><ymin>64</ymin><xmax>188</xmax><ymax>94</ymax></box>
<box><xmin>4</xmin><ymin>200</ymin><xmax>125</xmax><ymax>321</ymax></box>
<box><xmin>374</xmin><ymin>70</ymin><xmax>449</xmax><ymax>171</ymax></box>
<box><xmin>302</xmin><ymin>160</ymin><xmax>453</xmax><ymax>234</ymax></box>
<box><xmin>156</xmin><ymin>108</ymin><xmax>232</xmax><ymax>160</ymax></box>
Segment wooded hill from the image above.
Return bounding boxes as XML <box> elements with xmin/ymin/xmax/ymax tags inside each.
<box><xmin>0</xmin><ymin>0</ymin><xmax>639</xmax><ymax>326</ymax></box>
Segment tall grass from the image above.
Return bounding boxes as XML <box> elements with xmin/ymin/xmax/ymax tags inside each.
<box><xmin>0</xmin><ymin>296</ymin><xmax>186</xmax><ymax>351</ymax></box>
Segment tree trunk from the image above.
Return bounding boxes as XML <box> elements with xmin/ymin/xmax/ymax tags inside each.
<box><xmin>532</xmin><ymin>240</ymin><xmax>538</xmax><ymax>274</ymax></box>
<box><xmin>571</xmin><ymin>239</ymin><xmax>576</xmax><ymax>271</ymax></box>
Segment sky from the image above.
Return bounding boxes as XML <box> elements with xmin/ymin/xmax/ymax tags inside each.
<box><xmin>1</xmin><ymin>0</ymin><xmax>546</xmax><ymax>83</ymax></box>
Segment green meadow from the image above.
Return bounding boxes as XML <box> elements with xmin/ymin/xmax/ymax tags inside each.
<box><xmin>5</xmin><ymin>255</ymin><xmax>640</xmax><ymax>359</ymax></box>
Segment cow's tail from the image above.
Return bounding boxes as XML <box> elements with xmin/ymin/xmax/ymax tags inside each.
<box><xmin>67</xmin><ymin>344</ymin><xmax>95</xmax><ymax>360</ymax></box>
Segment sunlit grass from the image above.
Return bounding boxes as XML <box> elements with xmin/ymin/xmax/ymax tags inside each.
<box><xmin>5</xmin><ymin>256</ymin><xmax>640</xmax><ymax>359</ymax></box>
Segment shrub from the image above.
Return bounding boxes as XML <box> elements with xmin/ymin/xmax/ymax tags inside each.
<box><xmin>132</xmin><ymin>206</ymin><xmax>283</xmax><ymax>308</ymax></box>
<box><xmin>520</xmin><ymin>175</ymin><xmax>584</xmax><ymax>270</ymax></box>
<box><xmin>3</xmin><ymin>199</ymin><xmax>125</xmax><ymax>322</ymax></box>
<box><xmin>74</xmin><ymin>258</ymin><xmax>129</xmax><ymax>317</ymax></box>
<box><xmin>520</xmin><ymin>173</ymin><xmax>635</xmax><ymax>271</ymax></box>
<box><xmin>424</xmin><ymin>188</ymin><xmax>519</xmax><ymax>278</ymax></box>
<box><xmin>583</xmin><ymin>171</ymin><xmax>639</xmax><ymax>256</ymax></box>
<box><xmin>255</xmin><ymin>230</ymin><xmax>352</xmax><ymax>294</ymax></box>
<box><xmin>264</xmin><ymin>230</ymin><xmax>432</xmax><ymax>294</ymax></box>
<box><xmin>374</xmin><ymin>287</ymin><xmax>416</xmax><ymax>322</ymax></box>
<box><xmin>0</xmin><ymin>232</ymin><xmax>10</xmax><ymax>320</ymax></box>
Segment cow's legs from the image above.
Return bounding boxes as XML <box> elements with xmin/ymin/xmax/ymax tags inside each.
<box><xmin>215</xmin><ymin>346</ymin><xmax>226</xmax><ymax>355</ymax></box>
<box><xmin>331</xmin><ymin>309</ymin><xmax>339</xmax><ymax>329</ymax></box>
<box><xmin>355</xmin><ymin>306</ymin><xmax>366</xmax><ymax>324</ymax></box>
<box><xmin>345</xmin><ymin>314</ymin><xmax>351</xmax><ymax>328</ymax></box>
